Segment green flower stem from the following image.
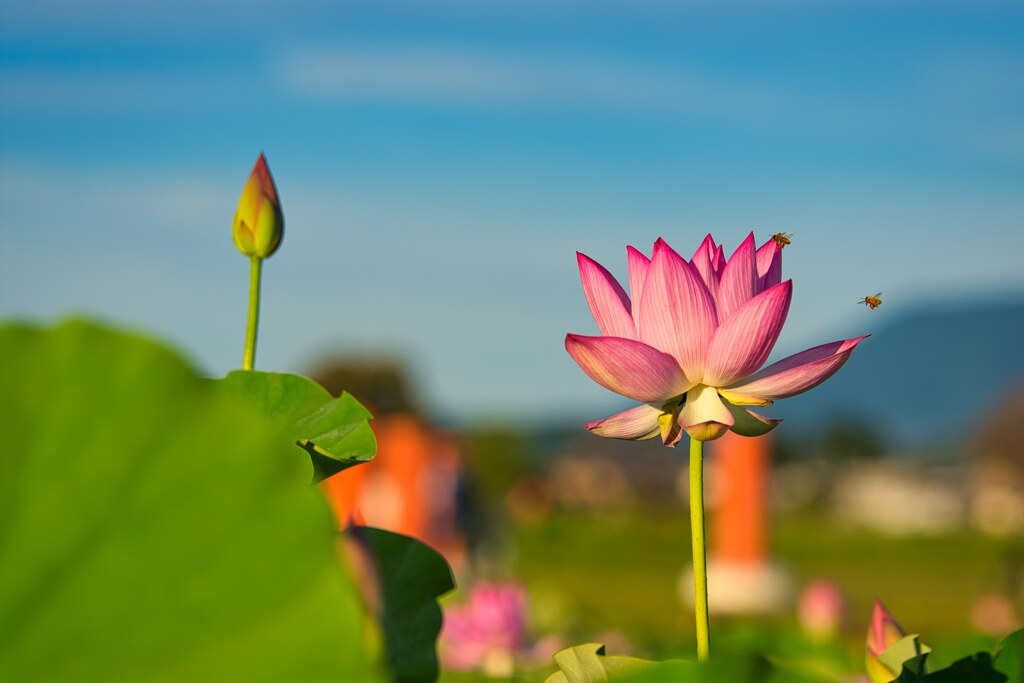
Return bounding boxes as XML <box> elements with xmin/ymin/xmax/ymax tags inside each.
<box><xmin>242</xmin><ymin>256</ymin><xmax>263</xmax><ymax>371</ymax></box>
<box><xmin>689</xmin><ymin>436</ymin><xmax>710</xmax><ymax>661</ymax></box>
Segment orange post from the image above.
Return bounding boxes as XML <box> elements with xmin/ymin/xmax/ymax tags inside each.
<box><xmin>712</xmin><ymin>430</ymin><xmax>769</xmax><ymax>565</ymax></box>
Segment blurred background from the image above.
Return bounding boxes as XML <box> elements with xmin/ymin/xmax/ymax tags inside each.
<box><xmin>2</xmin><ymin>0</ymin><xmax>1023</xmax><ymax>678</ymax></box>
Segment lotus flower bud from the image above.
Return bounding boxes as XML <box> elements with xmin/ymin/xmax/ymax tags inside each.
<box><xmin>866</xmin><ymin>600</ymin><xmax>908</xmax><ymax>683</ymax></box>
<box><xmin>232</xmin><ymin>153</ymin><xmax>283</xmax><ymax>259</ymax></box>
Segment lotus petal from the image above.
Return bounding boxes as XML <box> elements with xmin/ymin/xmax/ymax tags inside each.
<box><xmin>756</xmin><ymin>238</ymin><xmax>782</xmax><ymax>292</ymax></box>
<box><xmin>690</xmin><ymin>234</ymin><xmax>720</xmax><ymax>300</ymax></box>
<box><xmin>627</xmin><ymin>245</ymin><xmax>650</xmax><ymax>309</ymax></box>
<box><xmin>565</xmin><ymin>333</ymin><xmax>692</xmax><ymax>403</ymax></box>
<box><xmin>635</xmin><ymin>238</ymin><xmax>718</xmax><ymax>382</ymax></box>
<box><xmin>723</xmin><ymin>401</ymin><xmax>781</xmax><ymax>437</ymax></box>
<box><xmin>585</xmin><ymin>404</ymin><xmax>661</xmax><ymax>440</ymax></box>
<box><xmin>716</xmin><ymin>389</ymin><xmax>773</xmax><ymax>407</ymax></box>
<box><xmin>712</xmin><ymin>244</ymin><xmax>725</xmax><ymax>276</ymax></box>
<box><xmin>577</xmin><ymin>252</ymin><xmax>636</xmax><ymax>339</ymax></box>
<box><xmin>703</xmin><ymin>281</ymin><xmax>792</xmax><ymax>386</ymax></box>
<box><xmin>717</xmin><ymin>232</ymin><xmax>758</xmax><ymax>320</ymax></box>
<box><xmin>725</xmin><ymin>335</ymin><xmax>869</xmax><ymax>399</ymax></box>
<box><xmin>680</xmin><ymin>384</ymin><xmax>734</xmax><ymax>441</ymax></box>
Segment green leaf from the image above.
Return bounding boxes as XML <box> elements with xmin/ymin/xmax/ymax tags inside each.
<box><xmin>0</xmin><ymin>320</ymin><xmax>383</xmax><ymax>682</ymax></box>
<box><xmin>995</xmin><ymin>629</ymin><xmax>1024</xmax><ymax>683</ymax></box>
<box><xmin>217</xmin><ymin>369</ymin><xmax>376</xmax><ymax>483</ymax></box>
<box><xmin>545</xmin><ymin>643</ymin><xmax>682</xmax><ymax>683</ymax></box>
<box><xmin>347</xmin><ymin>527</ymin><xmax>455</xmax><ymax>683</ymax></box>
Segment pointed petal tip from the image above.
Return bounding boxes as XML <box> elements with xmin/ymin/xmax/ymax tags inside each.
<box><xmin>868</xmin><ymin>599</ymin><xmax>905</xmax><ymax>656</ymax></box>
<box><xmin>848</xmin><ymin>333</ymin><xmax>871</xmax><ymax>346</ymax></box>
<box><xmin>626</xmin><ymin>244</ymin><xmax>647</xmax><ymax>257</ymax></box>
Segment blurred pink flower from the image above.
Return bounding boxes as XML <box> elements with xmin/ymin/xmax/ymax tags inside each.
<box><xmin>797</xmin><ymin>579</ymin><xmax>846</xmax><ymax>641</ymax></box>
<box><xmin>566</xmin><ymin>234</ymin><xmax>867</xmax><ymax>443</ymax></box>
<box><xmin>440</xmin><ymin>582</ymin><xmax>529</xmax><ymax>676</ymax></box>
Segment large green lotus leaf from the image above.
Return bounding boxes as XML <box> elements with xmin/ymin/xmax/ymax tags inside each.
<box><xmin>995</xmin><ymin>629</ymin><xmax>1024</xmax><ymax>683</ymax></box>
<box><xmin>347</xmin><ymin>526</ymin><xmax>455</xmax><ymax>683</ymax></box>
<box><xmin>0</xmin><ymin>320</ymin><xmax>384</xmax><ymax>682</ymax></box>
<box><xmin>217</xmin><ymin>370</ymin><xmax>376</xmax><ymax>483</ymax></box>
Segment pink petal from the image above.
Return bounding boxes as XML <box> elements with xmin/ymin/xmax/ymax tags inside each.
<box><xmin>690</xmin><ymin>234</ymin><xmax>720</xmax><ymax>299</ymax></box>
<box><xmin>712</xmin><ymin>245</ymin><xmax>725</xmax><ymax>276</ymax></box>
<box><xmin>577</xmin><ymin>252</ymin><xmax>636</xmax><ymax>339</ymax></box>
<box><xmin>723</xmin><ymin>400</ymin><xmax>781</xmax><ymax>437</ymax></box>
<box><xmin>627</xmin><ymin>245</ymin><xmax>650</xmax><ymax>310</ymax></box>
<box><xmin>565</xmin><ymin>333</ymin><xmax>692</xmax><ymax>403</ymax></box>
<box><xmin>585</xmin><ymin>404</ymin><xmax>661</xmax><ymax>440</ymax></box>
<box><xmin>680</xmin><ymin>384</ymin><xmax>735</xmax><ymax>441</ymax></box>
<box><xmin>725</xmin><ymin>334</ymin><xmax>869</xmax><ymax>399</ymax></box>
<box><xmin>716</xmin><ymin>232</ymin><xmax>758</xmax><ymax>320</ymax></box>
<box><xmin>635</xmin><ymin>238</ymin><xmax>718</xmax><ymax>382</ymax></box>
<box><xmin>703</xmin><ymin>281</ymin><xmax>792</xmax><ymax>386</ymax></box>
<box><xmin>755</xmin><ymin>239</ymin><xmax>782</xmax><ymax>292</ymax></box>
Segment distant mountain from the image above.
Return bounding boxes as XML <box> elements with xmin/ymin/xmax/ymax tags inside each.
<box><xmin>771</xmin><ymin>296</ymin><xmax>1024</xmax><ymax>449</ymax></box>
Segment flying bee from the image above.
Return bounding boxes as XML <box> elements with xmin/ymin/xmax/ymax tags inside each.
<box><xmin>771</xmin><ymin>232</ymin><xmax>792</xmax><ymax>248</ymax></box>
<box><xmin>858</xmin><ymin>292</ymin><xmax>883</xmax><ymax>310</ymax></box>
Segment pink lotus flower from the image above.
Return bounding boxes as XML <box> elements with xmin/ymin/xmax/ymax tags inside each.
<box><xmin>565</xmin><ymin>233</ymin><xmax>867</xmax><ymax>444</ymax></box>
<box><xmin>440</xmin><ymin>582</ymin><xmax>529</xmax><ymax>676</ymax></box>
<box><xmin>797</xmin><ymin>579</ymin><xmax>846</xmax><ymax>642</ymax></box>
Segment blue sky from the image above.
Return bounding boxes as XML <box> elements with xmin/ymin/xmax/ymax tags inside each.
<box><xmin>1</xmin><ymin>0</ymin><xmax>1022</xmax><ymax>424</ymax></box>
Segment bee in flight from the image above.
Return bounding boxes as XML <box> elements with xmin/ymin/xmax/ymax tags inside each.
<box><xmin>858</xmin><ymin>292</ymin><xmax>883</xmax><ymax>310</ymax></box>
<box><xmin>771</xmin><ymin>232</ymin><xmax>792</xmax><ymax>248</ymax></box>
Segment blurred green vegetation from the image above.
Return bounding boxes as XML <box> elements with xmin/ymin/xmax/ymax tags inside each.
<box><xmin>505</xmin><ymin>507</ymin><xmax>1019</xmax><ymax>666</ymax></box>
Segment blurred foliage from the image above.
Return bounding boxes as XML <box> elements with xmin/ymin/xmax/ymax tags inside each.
<box><xmin>816</xmin><ymin>417</ymin><xmax>886</xmax><ymax>460</ymax></box>
<box><xmin>465</xmin><ymin>426</ymin><xmax>542</xmax><ymax>500</ymax></box>
<box><xmin>0</xmin><ymin>320</ymin><xmax>382</xmax><ymax>681</ymax></box>
<box><xmin>506</xmin><ymin>508</ymin><xmax>1022</xmax><ymax>662</ymax></box>
<box><xmin>777</xmin><ymin>414</ymin><xmax>886</xmax><ymax>462</ymax></box>
<box><xmin>311</xmin><ymin>358</ymin><xmax>420</xmax><ymax>416</ymax></box>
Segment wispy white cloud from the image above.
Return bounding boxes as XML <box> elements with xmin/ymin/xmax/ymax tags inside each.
<box><xmin>278</xmin><ymin>45</ymin><xmax>788</xmax><ymax>118</ymax></box>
